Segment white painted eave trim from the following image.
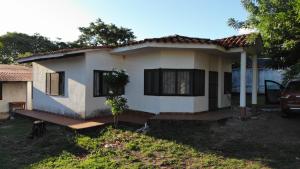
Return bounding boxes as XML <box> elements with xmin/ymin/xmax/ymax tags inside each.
<box><xmin>17</xmin><ymin>48</ymin><xmax>108</xmax><ymax>63</ymax></box>
<box><xmin>110</xmin><ymin>42</ymin><xmax>245</xmax><ymax>54</ymax></box>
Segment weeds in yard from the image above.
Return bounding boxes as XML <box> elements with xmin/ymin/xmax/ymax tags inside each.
<box><xmin>1</xmin><ymin>115</ymin><xmax>300</xmax><ymax>169</ymax></box>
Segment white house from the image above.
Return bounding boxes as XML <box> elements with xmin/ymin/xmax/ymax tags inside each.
<box><xmin>18</xmin><ymin>34</ymin><xmax>261</xmax><ymax>119</ymax></box>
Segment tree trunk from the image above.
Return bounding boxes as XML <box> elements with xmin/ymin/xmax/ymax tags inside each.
<box><xmin>30</xmin><ymin>120</ymin><xmax>46</xmax><ymax>138</ymax></box>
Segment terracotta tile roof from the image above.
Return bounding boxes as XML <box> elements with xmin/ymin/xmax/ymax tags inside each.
<box><xmin>119</xmin><ymin>35</ymin><xmax>216</xmax><ymax>47</ymax></box>
<box><xmin>18</xmin><ymin>34</ymin><xmax>253</xmax><ymax>63</ymax></box>
<box><xmin>0</xmin><ymin>64</ymin><xmax>32</xmax><ymax>81</ymax></box>
<box><xmin>119</xmin><ymin>34</ymin><xmax>251</xmax><ymax>49</ymax></box>
<box><xmin>215</xmin><ymin>34</ymin><xmax>250</xmax><ymax>49</ymax></box>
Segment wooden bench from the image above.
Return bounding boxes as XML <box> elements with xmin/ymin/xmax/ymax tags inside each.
<box><xmin>9</xmin><ymin>102</ymin><xmax>26</xmax><ymax>112</ymax></box>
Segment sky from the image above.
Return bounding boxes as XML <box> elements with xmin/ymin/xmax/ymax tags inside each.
<box><xmin>0</xmin><ymin>0</ymin><xmax>249</xmax><ymax>42</ymax></box>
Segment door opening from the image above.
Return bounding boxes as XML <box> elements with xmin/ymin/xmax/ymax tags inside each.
<box><xmin>209</xmin><ymin>71</ymin><xmax>218</xmax><ymax>111</ymax></box>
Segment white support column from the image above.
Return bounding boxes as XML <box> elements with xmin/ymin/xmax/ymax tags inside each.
<box><xmin>26</xmin><ymin>81</ymin><xmax>32</xmax><ymax>110</ymax></box>
<box><xmin>251</xmin><ymin>55</ymin><xmax>258</xmax><ymax>113</ymax></box>
<box><xmin>240</xmin><ymin>51</ymin><xmax>247</xmax><ymax>118</ymax></box>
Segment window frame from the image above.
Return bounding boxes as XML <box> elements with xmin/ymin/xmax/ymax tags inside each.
<box><xmin>45</xmin><ymin>71</ymin><xmax>65</xmax><ymax>96</ymax></box>
<box><xmin>144</xmin><ymin>68</ymin><xmax>205</xmax><ymax>96</ymax></box>
<box><xmin>93</xmin><ymin>70</ymin><xmax>125</xmax><ymax>97</ymax></box>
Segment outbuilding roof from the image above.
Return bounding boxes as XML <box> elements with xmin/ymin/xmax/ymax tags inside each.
<box><xmin>0</xmin><ymin>64</ymin><xmax>32</xmax><ymax>81</ymax></box>
<box><xmin>18</xmin><ymin>34</ymin><xmax>255</xmax><ymax>63</ymax></box>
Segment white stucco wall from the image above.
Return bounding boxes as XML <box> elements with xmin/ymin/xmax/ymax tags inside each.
<box><xmin>209</xmin><ymin>55</ymin><xmax>232</xmax><ymax>109</ymax></box>
<box><xmin>0</xmin><ymin>82</ymin><xmax>27</xmax><ymax>112</ymax></box>
<box><xmin>122</xmin><ymin>49</ymin><xmax>198</xmax><ymax>114</ymax></box>
<box><xmin>32</xmin><ymin>48</ymin><xmax>233</xmax><ymax>118</ymax></box>
<box><xmin>84</xmin><ymin>49</ymin><xmax>198</xmax><ymax>116</ymax></box>
<box><xmin>84</xmin><ymin>50</ymin><xmax>123</xmax><ymax>118</ymax></box>
<box><xmin>194</xmin><ymin>52</ymin><xmax>232</xmax><ymax>111</ymax></box>
<box><xmin>194</xmin><ymin>52</ymin><xmax>210</xmax><ymax>112</ymax></box>
<box><xmin>118</xmin><ymin>50</ymin><xmax>162</xmax><ymax>114</ymax></box>
<box><xmin>32</xmin><ymin>56</ymin><xmax>87</xmax><ymax>118</ymax></box>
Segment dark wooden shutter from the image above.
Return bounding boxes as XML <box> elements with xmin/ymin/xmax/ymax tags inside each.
<box><xmin>101</xmin><ymin>71</ymin><xmax>110</xmax><ymax>95</ymax></box>
<box><xmin>59</xmin><ymin>72</ymin><xmax>65</xmax><ymax>96</ymax></box>
<box><xmin>153</xmin><ymin>69</ymin><xmax>160</xmax><ymax>95</ymax></box>
<box><xmin>94</xmin><ymin>71</ymin><xmax>101</xmax><ymax>96</ymax></box>
<box><xmin>46</xmin><ymin>73</ymin><xmax>51</xmax><ymax>95</ymax></box>
<box><xmin>50</xmin><ymin>73</ymin><xmax>59</xmax><ymax>96</ymax></box>
<box><xmin>144</xmin><ymin>70</ymin><xmax>151</xmax><ymax>95</ymax></box>
<box><xmin>0</xmin><ymin>82</ymin><xmax>2</xmax><ymax>100</ymax></box>
<box><xmin>194</xmin><ymin>69</ymin><xmax>205</xmax><ymax>96</ymax></box>
<box><xmin>144</xmin><ymin>69</ymin><xmax>159</xmax><ymax>95</ymax></box>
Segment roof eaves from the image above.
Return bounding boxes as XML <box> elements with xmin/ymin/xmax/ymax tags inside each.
<box><xmin>17</xmin><ymin>47</ymin><xmax>112</xmax><ymax>63</ymax></box>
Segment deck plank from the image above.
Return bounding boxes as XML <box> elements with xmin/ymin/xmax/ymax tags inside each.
<box><xmin>15</xmin><ymin>109</ymin><xmax>153</xmax><ymax>129</ymax></box>
<box><xmin>15</xmin><ymin>110</ymin><xmax>104</xmax><ymax>129</ymax></box>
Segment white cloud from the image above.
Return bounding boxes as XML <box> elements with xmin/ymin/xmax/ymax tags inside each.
<box><xmin>0</xmin><ymin>0</ymin><xmax>95</xmax><ymax>42</ymax></box>
<box><xmin>238</xmin><ymin>28</ymin><xmax>256</xmax><ymax>35</ymax></box>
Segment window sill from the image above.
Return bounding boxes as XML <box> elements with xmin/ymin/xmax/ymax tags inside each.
<box><xmin>46</xmin><ymin>94</ymin><xmax>65</xmax><ymax>97</ymax></box>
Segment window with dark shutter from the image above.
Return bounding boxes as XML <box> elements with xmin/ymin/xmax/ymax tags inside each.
<box><xmin>224</xmin><ymin>72</ymin><xmax>232</xmax><ymax>94</ymax></box>
<box><xmin>93</xmin><ymin>70</ymin><xmax>125</xmax><ymax>97</ymax></box>
<box><xmin>144</xmin><ymin>69</ymin><xmax>205</xmax><ymax>96</ymax></box>
<box><xmin>45</xmin><ymin>72</ymin><xmax>65</xmax><ymax>96</ymax></box>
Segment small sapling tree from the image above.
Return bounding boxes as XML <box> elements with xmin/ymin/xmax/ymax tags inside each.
<box><xmin>104</xmin><ymin>69</ymin><xmax>129</xmax><ymax>127</ymax></box>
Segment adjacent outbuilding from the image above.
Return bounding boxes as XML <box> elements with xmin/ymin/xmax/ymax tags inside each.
<box><xmin>0</xmin><ymin>64</ymin><xmax>32</xmax><ymax>113</ymax></box>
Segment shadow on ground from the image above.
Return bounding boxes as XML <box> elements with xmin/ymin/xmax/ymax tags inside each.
<box><xmin>146</xmin><ymin>111</ymin><xmax>300</xmax><ymax>169</ymax></box>
<box><xmin>1</xmin><ymin>110</ymin><xmax>300</xmax><ymax>169</ymax></box>
<box><xmin>0</xmin><ymin>116</ymin><xmax>87</xmax><ymax>169</ymax></box>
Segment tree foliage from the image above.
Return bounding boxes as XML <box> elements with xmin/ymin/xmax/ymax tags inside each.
<box><xmin>77</xmin><ymin>18</ymin><xmax>136</xmax><ymax>46</ymax></box>
<box><xmin>0</xmin><ymin>32</ymin><xmax>77</xmax><ymax>64</ymax></box>
<box><xmin>228</xmin><ymin>0</ymin><xmax>300</xmax><ymax>71</ymax></box>
<box><xmin>282</xmin><ymin>63</ymin><xmax>300</xmax><ymax>85</ymax></box>
<box><xmin>0</xmin><ymin>18</ymin><xmax>135</xmax><ymax>64</ymax></box>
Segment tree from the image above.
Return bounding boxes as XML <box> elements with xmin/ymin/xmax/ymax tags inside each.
<box><xmin>76</xmin><ymin>18</ymin><xmax>136</xmax><ymax>46</ymax></box>
<box><xmin>228</xmin><ymin>0</ymin><xmax>300</xmax><ymax>80</ymax></box>
<box><xmin>0</xmin><ymin>32</ymin><xmax>75</xmax><ymax>64</ymax></box>
<box><xmin>104</xmin><ymin>69</ymin><xmax>129</xmax><ymax>128</ymax></box>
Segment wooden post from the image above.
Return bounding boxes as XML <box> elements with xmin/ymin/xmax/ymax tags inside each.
<box><xmin>30</xmin><ymin>120</ymin><xmax>46</xmax><ymax>138</ymax></box>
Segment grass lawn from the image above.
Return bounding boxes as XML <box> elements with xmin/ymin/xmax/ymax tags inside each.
<box><xmin>1</xmin><ymin>113</ymin><xmax>300</xmax><ymax>169</ymax></box>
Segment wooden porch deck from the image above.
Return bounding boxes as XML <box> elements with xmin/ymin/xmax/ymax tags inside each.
<box><xmin>15</xmin><ymin>110</ymin><xmax>154</xmax><ymax>130</ymax></box>
<box><xmin>15</xmin><ymin>109</ymin><xmax>233</xmax><ymax>130</ymax></box>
